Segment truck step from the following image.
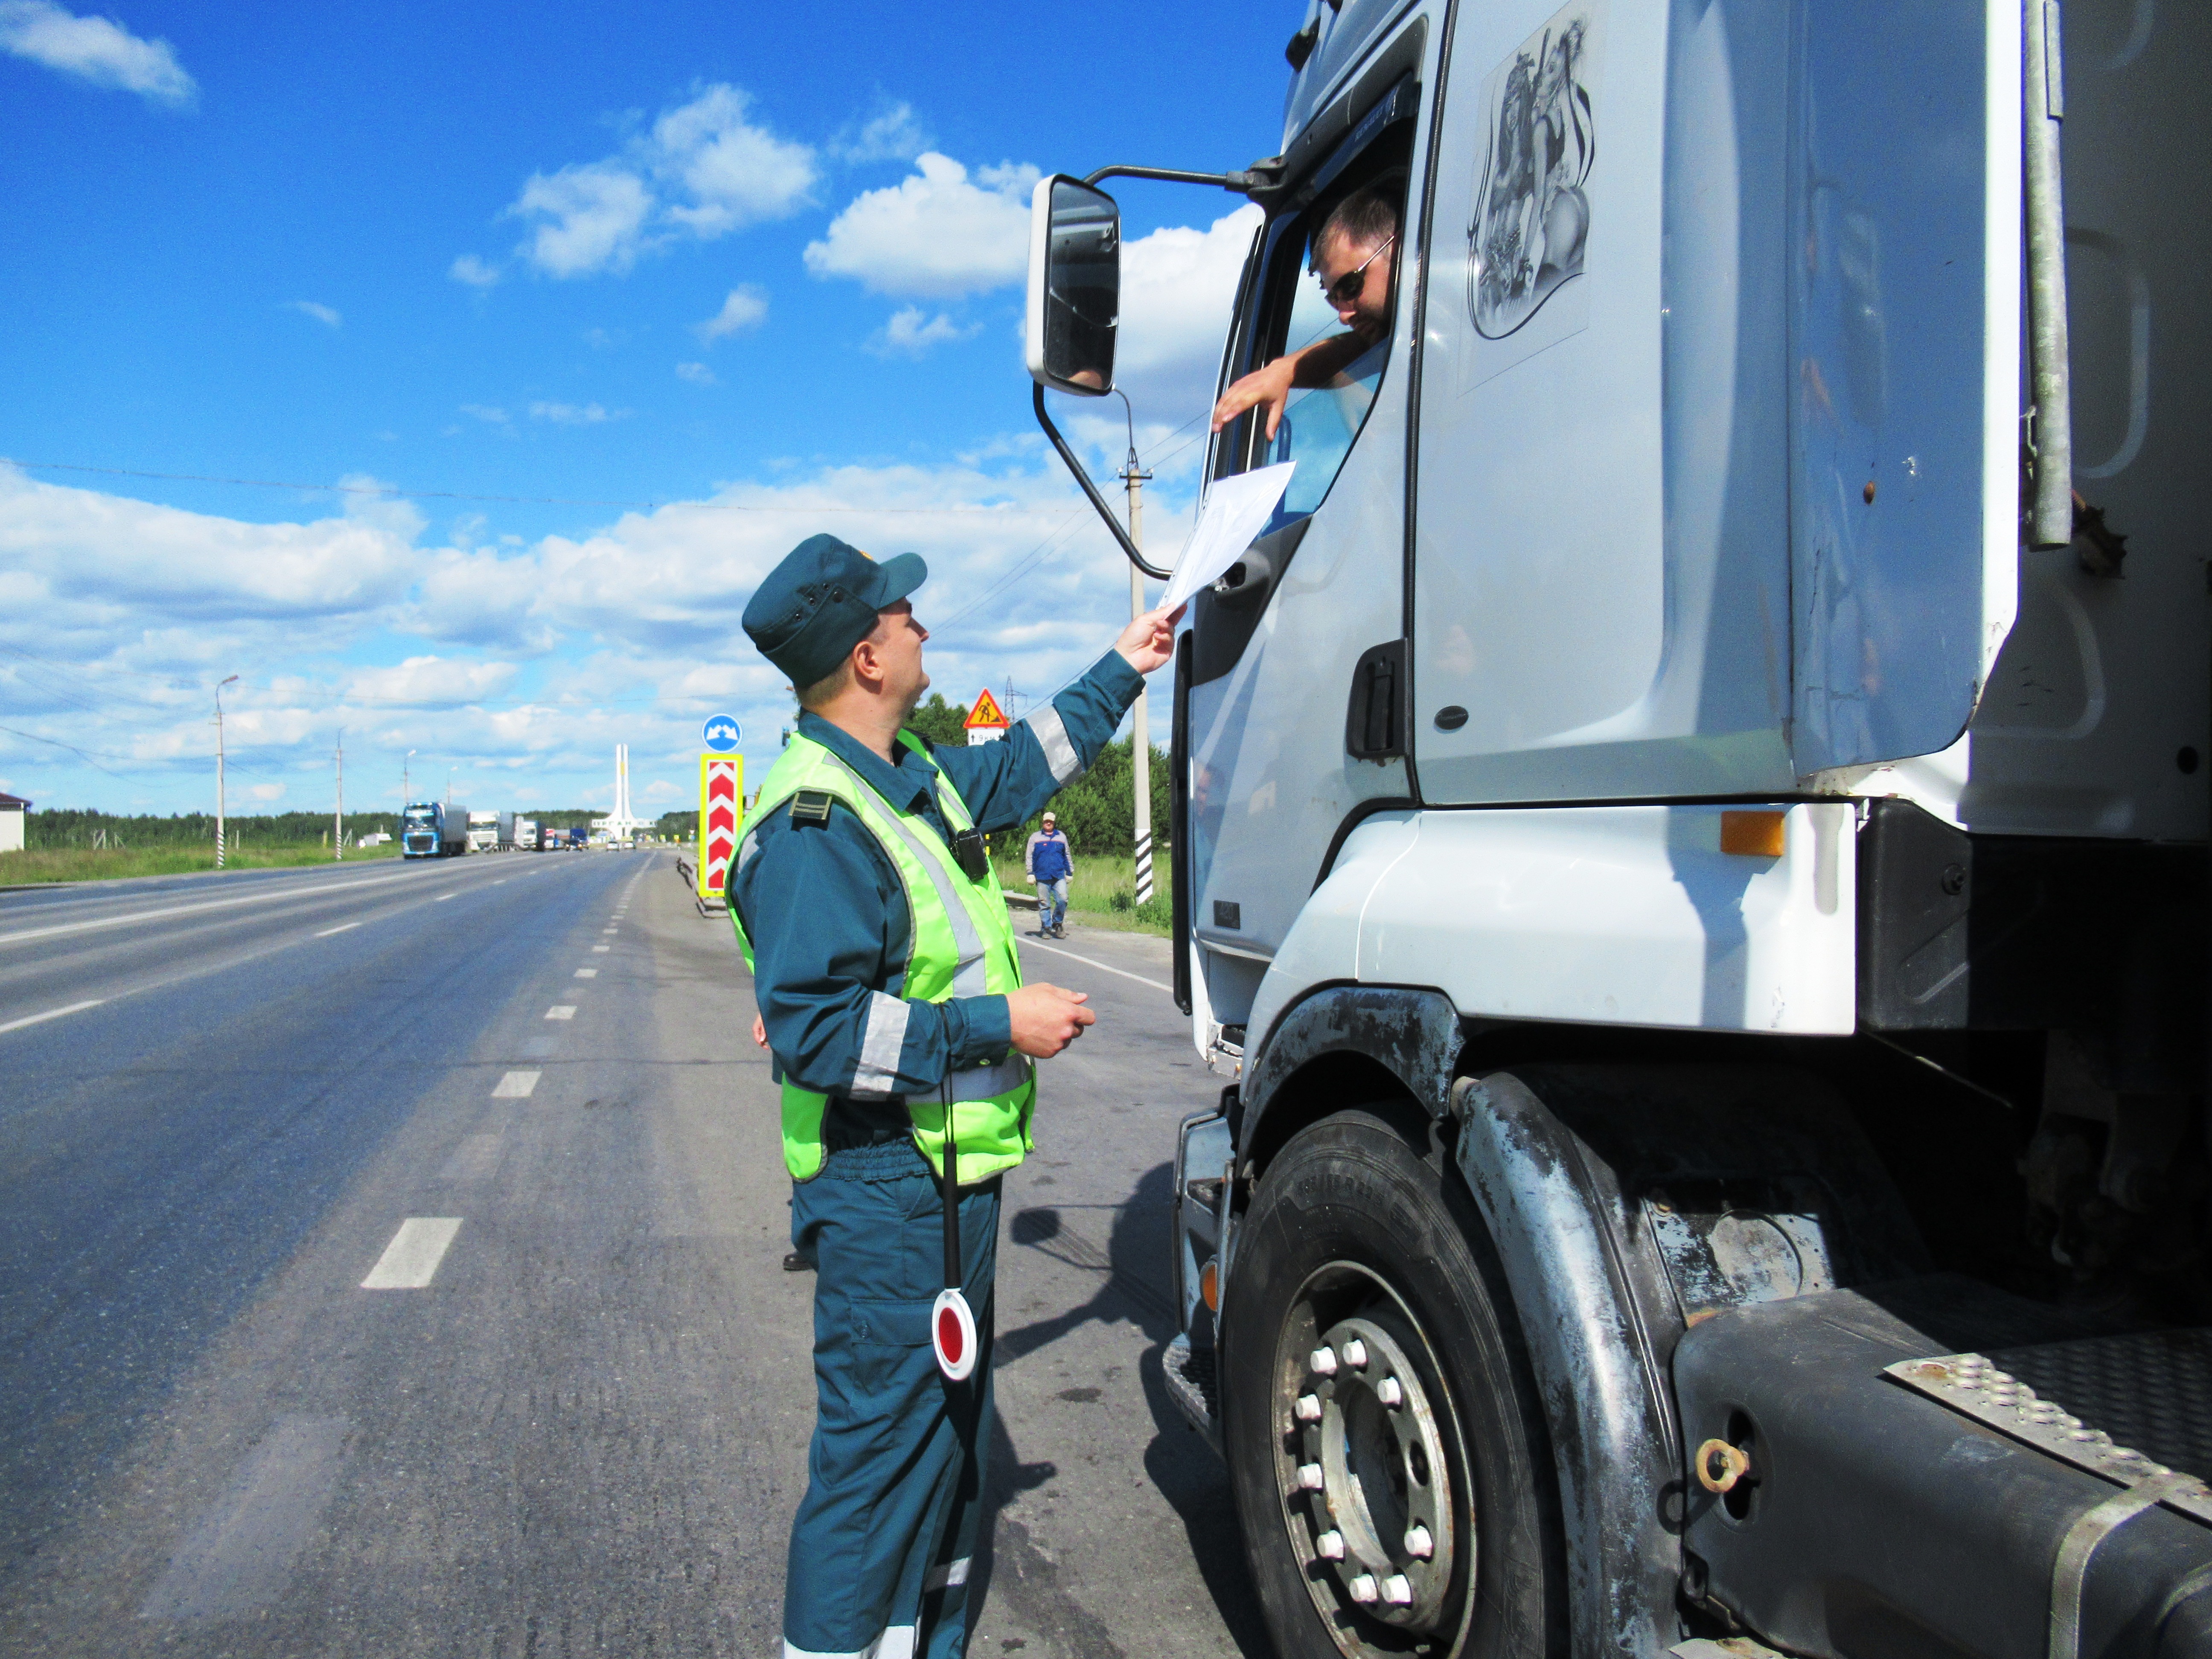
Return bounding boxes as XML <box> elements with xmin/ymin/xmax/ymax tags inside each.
<box><xmin>1163</xmin><ymin>1332</ymin><xmax>1220</xmax><ymax>1450</ymax></box>
<box><xmin>1676</xmin><ymin>1285</ymin><xmax>2212</xmax><ymax>1659</ymax></box>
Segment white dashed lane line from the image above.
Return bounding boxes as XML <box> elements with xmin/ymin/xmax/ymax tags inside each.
<box><xmin>592</xmin><ymin>946</ymin><xmax>609</xmax><ymax>953</ymax></box>
<box><xmin>314</xmin><ymin>922</ymin><xmax>361</xmax><ymax>938</ymax></box>
<box><xmin>435</xmin><ymin>894</ymin><xmax>457</xmax><ymax>903</ymax></box>
<box><xmin>361</xmin><ymin>1218</ymin><xmax>463</xmax><ymax>1289</ymax></box>
<box><xmin>0</xmin><ymin>998</ymin><xmax>106</xmax><ymax>1036</ymax></box>
<box><xmin>544</xmin><ymin>1006</ymin><xmax>576</xmax><ymax>1021</ymax></box>
<box><xmin>492</xmin><ymin>1071</ymin><xmax>540</xmax><ymax>1098</ymax></box>
<box><xmin>574</xmin><ymin>968</ymin><xmax>597</xmax><ymax>978</ymax></box>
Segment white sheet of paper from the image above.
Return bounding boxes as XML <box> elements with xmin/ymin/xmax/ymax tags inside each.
<box><xmin>1162</xmin><ymin>461</ymin><xmax>1296</xmax><ymax>612</ymax></box>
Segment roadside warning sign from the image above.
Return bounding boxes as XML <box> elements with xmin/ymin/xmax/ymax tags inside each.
<box><xmin>964</xmin><ymin>689</ymin><xmax>1009</xmax><ymax>745</ymax></box>
<box><xmin>699</xmin><ymin>753</ymin><xmax>743</xmax><ymax>901</ymax></box>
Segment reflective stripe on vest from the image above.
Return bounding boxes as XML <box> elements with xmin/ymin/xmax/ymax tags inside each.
<box><xmin>730</xmin><ymin>731</ymin><xmax>1034</xmax><ymax>1184</ymax></box>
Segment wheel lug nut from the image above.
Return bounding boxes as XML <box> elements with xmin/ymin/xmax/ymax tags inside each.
<box><xmin>1382</xmin><ymin>1574</ymin><xmax>1414</xmax><ymax>1605</ymax></box>
<box><xmin>1342</xmin><ymin>1339</ymin><xmax>1369</xmax><ymax>1368</ymax></box>
<box><xmin>1315</xmin><ymin>1529</ymin><xmax>1345</xmax><ymax>1560</ymax></box>
<box><xmin>1294</xmin><ymin>1393</ymin><xmax>1323</xmax><ymax>1422</ymax></box>
<box><xmin>1376</xmin><ymin>1377</ymin><xmax>1403</xmax><ymax>1407</ymax></box>
<box><xmin>1348</xmin><ymin>1574</ymin><xmax>1379</xmax><ymax>1604</ymax></box>
<box><xmin>1297</xmin><ymin>1462</ymin><xmax>1325</xmax><ymax>1490</ymax></box>
<box><xmin>1403</xmin><ymin>1524</ymin><xmax>1433</xmax><ymax>1558</ymax></box>
<box><xmin>1310</xmin><ymin>1347</ymin><xmax>1339</xmax><ymax>1377</ymax></box>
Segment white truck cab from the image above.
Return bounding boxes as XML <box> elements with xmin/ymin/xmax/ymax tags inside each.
<box><xmin>1027</xmin><ymin>0</ymin><xmax>2211</xmax><ymax>1654</ymax></box>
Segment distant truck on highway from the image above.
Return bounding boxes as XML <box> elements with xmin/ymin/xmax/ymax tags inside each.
<box><xmin>399</xmin><ymin>801</ymin><xmax>467</xmax><ymax>859</ymax></box>
<box><xmin>466</xmin><ymin>811</ymin><xmax>503</xmax><ymax>854</ymax></box>
<box><xmin>1026</xmin><ymin>5</ymin><xmax>2212</xmax><ymax>1656</ymax></box>
<box><xmin>513</xmin><ymin>816</ymin><xmax>538</xmax><ymax>853</ymax></box>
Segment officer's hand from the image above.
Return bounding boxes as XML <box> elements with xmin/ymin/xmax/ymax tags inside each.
<box><xmin>1006</xmin><ymin>983</ymin><xmax>1095</xmax><ymax>1058</ymax></box>
<box><xmin>1114</xmin><ymin>603</ymin><xmax>1187</xmax><ymax>677</ymax></box>
<box><xmin>751</xmin><ymin>1013</ymin><xmax>768</xmax><ymax>1051</ymax></box>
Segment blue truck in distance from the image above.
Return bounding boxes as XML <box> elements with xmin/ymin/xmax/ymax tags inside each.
<box><xmin>400</xmin><ymin>801</ymin><xmax>469</xmax><ymax>858</ymax></box>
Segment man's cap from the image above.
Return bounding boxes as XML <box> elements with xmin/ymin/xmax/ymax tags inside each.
<box><xmin>742</xmin><ymin>533</ymin><xmax>928</xmax><ymax>688</ymax></box>
<box><xmin>1042</xmin><ymin>812</ymin><xmax>1057</xmax><ymax>821</ymax></box>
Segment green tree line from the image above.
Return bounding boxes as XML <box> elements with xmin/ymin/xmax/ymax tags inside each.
<box><xmin>27</xmin><ymin>809</ymin><xmax>404</xmax><ymax>848</ymax></box>
<box><xmin>904</xmin><ymin>692</ymin><xmax>1170</xmax><ymax>854</ymax></box>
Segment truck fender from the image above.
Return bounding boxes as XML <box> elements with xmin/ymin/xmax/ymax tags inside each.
<box><xmin>1449</xmin><ymin>1071</ymin><xmax>1684</xmax><ymax>1659</ymax></box>
<box><xmin>1240</xmin><ymin>983</ymin><xmax>1461</xmax><ymax>1164</ymax></box>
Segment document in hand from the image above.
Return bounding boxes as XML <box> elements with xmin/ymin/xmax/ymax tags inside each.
<box><xmin>1161</xmin><ymin>462</ymin><xmax>1296</xmax><ymax>612</ymax></box>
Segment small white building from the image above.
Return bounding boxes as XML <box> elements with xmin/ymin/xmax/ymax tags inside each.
<box><xmin>0</xmin><ymin>792</ymin><xmax>28</xmax><ymax>854</ymax></box>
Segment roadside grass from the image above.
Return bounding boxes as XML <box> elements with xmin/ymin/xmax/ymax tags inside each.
<box><xmin>0</xmin><ymin>842</ymin><xmax>404</xmax><ymax>885</ymax></box>
<box><xmin>995</xmin><ymin>852</ymin><xmax>1172</xmax><ymax>937</ymax></box>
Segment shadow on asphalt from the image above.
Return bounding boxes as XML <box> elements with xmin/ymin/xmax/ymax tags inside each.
<box><xmin>974</xmin><ymin>1161</ymin><xmax>1272</xmax><ymax>1659</ymax></box>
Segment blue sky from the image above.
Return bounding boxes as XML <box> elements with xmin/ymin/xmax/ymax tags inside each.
<box><xmin>0</xmin><ymin>0</ymin><xmax>1290</xmax><ymax>819</ymax></box>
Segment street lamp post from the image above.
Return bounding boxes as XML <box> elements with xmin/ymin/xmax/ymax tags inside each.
<box><xmin>214</xmin><ymin>675</ymin><xmax>239</xmax><ymax>870</ymax></box>
<box><xmin>1116</xmin><ymin>399</ymin><xmax>1155</xmax><ymax>906</ymax></box>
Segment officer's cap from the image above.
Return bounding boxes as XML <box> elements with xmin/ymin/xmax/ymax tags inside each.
<box><xmin>742</xmin><ymin>533</ymin><xmax>928</xmax><ymax>689</ymax></box>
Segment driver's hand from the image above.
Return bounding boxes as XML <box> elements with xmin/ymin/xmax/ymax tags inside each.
<box><xmin>1212</xmin><ymin>355</ymin><xmax>1297</xmax><ymax>441</ymax></box>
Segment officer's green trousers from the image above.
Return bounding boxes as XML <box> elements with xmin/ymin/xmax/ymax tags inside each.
<box><xmin>784</xmin><ymin>1138</ymin><xmax>999</xmax><ymax>1659</ymax></box>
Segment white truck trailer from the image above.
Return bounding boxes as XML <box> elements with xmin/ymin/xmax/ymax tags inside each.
<box><xmin>513</xmin><ymin>816</ymin><xmax>538</xmax><ymax>853</ymax></box>
<box><xmin>1027</xmin><ymin>1</ymin><xmax>2209</xmax><ymax>1653</ymax></box>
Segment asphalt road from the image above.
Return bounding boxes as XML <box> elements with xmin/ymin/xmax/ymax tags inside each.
<box><xmin>0</xmin><ymin>850</ymin><xmax>1264</xmax><ymax>1658</ymax></box>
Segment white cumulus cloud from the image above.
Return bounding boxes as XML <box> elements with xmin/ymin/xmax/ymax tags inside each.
<box><xmin>287</xmin><ymin>300</ymin><xmax>341</xmax><ymax>328</ymax></box>
<box><xmin>675</xmin><ymin>361</ymin><xmax>716</xmax><ymax>385</ymax></box>
<box><xmin>448</xmin><ymin>253</ymin><xmax>501</xmax><ymax>289</ymax></box>
<box><xmin>829</xmin><ymin>99</ymin><xmax>928</xmax><ymax>164</ymax></box>
<box><xmin>872</xmin><ymin>306</ymin><xmax>978</xmax><ymax>357</ymax></box>
<box><xmin>0</xmin><ymin>0</ymin><xmax>194</xmax><ymax>106</ymax></box>
<box><xmin>694</xmin><ymin>285</ymin><xmax>767</xmax><ymax>342</ymax></box>
<box><xmin>528</xmin><ymin>401</ymin><xmax>626</xmax><ymax>426</ymax></box>
<box><xmin>804</xmin><ymin>154</ymin><xmax>1037</xmax><ymax>300</ymax></box>
<box><xmin>502</xmin><ymin>84</ymin><xmax>816</xmax><ymax>280</ymax></box>
<box><xmin>1107</xmin><ymin>204</ymin><xmax>1263</xmax><ymax>418</ymax></box>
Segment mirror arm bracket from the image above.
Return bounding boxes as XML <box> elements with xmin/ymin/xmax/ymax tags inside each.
<box><xmin>1032</xmin><ymin>382</ymin><xmax>1172</xmax><ymax>581</ymax></box>
<box><xmin>1082</xmin><ymin>162</ymin><xmax>1284</xmax><ymax>197</ymax></box>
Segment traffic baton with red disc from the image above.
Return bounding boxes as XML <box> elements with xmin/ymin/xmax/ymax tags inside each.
<box><xmin>931</xmin><ymin>1082</ymin><xmax>978</xmax><ymax>1382</ymax></box>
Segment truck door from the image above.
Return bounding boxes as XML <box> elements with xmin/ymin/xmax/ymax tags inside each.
<box><xmin>1409</xmin><ymin>0</ymin><xmax>2020</xmax><ymax>800</ymax></box>
<box><xmin>1184</xmin><ymin>20</ymin><xmax>1436</xmax><ymax>1033</ymax></box>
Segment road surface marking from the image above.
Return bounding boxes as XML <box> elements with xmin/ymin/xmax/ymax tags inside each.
<box><xmin>314</xmin><ymin>922</ymin><xmax>361</xmax><ymax>937</ymax></box>
<box><xmin>0</xmin><ymin>998</ymin><xmax>106</xmax><ymax>1036</ymax></box>
<box><xmin>439</xmin><ymin>1134</ymin><xmax>501</xmax><ymax>1183</ymax></box>
<box><xmin>1020</xmin><ymin>936</ymin><xmax>1174</xmax><ymax>993</ymax></box>
<box><xmin>435</xmin><ymin>893</ymin><xmax>457</xmax><ymax>902</ymax></box>
<box><xmin>361</xmin><ymin>1218</ymin><xmax>463</xmax><ymax>1289</ymax></box>
<box><xmin>593</xmin><ymin>945</ymin><xmax>610</xmax><ymax>952</ymax></box>
<box><xmin>545</xmin><ymin>1005</ymin><xmax>576</xmax><ymax>1020</ymax></box>
<box><xmin>0</xmin><ymin>868</ymin><xmax>434</xmax><ymax>947</ymax></box>
<box><xmin>602</xmin><ymin>927</ymin><xmax>617</xmax><ymax>934</ymax></box>
<box><xmin>574</xmin><ymin>968</ymin><xmax>597</xmax><ymax>978</ymax></box>
<box><xmin>492</xmin><ymin>1070</ymin><xmax>540</xmax><ymax>1097</ymax></box>
<box><xmin>138</xmin><ymin>1416</ymin><xmax>349</xmax><ymax>1618</ymax></box>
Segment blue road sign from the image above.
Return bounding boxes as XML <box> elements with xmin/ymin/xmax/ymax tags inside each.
<box><xmin>703</xmin><ymin>714</ymin><xmax>742</xmax><ymax>752</ymax></box>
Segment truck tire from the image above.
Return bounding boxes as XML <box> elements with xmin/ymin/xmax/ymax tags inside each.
<box><xmin>1222</xmin><ymin>1106</ymin><xmax>1565</xmax><ymax>1659</ymax></box>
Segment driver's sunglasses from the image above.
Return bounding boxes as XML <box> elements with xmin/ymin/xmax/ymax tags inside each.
<box><xmin>1315</xmin><ymin>235</ymin><xmax>1395</xmax><ymax>306</ymax></box>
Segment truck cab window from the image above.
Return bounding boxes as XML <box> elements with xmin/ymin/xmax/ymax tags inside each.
<box><xmin>1217</xmin><ymin>174</ymin><xmax>1406</xmax><ymax>533</ymax></box>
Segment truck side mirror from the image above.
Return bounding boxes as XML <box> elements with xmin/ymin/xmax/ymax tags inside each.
<box><xmin>1025</xmin><ymin>176</ymin><xmax>1120</xmax><ymax>396</ymax></box>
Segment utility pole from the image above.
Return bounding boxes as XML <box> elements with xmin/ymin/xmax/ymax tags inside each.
<box><xmin>334</xmin><ymin>731</ymin><xmax>344</xmax><ymax>861</ymax></box>
<box><xmin>403</xmin><ymin>749</ymin><xmax>415</xmax><ymax>815</ymax></box>
<box><xmin>1118</xmin><ymin>403</ymin><xmax>1156</xmax><ymax>905</ymax></box>
<box><xmin>213</xmin><ymin>675</ymin><xmax>239</xmax><ymax>870</ymax></box>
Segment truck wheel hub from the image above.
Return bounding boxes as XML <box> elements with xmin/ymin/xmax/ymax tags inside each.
<box><xmin>1285</xmin><ymin>1311</ymin><xmax>1457</xmax><ymax>1633</ymax></box>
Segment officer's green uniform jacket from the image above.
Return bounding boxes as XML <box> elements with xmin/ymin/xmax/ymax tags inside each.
<box><xmin>728</xmin><ymin>651</ymin><xmax>1146</xmax><ymax>1179</ymax></box>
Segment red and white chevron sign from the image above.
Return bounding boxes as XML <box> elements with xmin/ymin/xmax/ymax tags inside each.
<box><xmin>698</xmin><ymin>754</ymin><xmax>743</xmax><ymax>902</ymax></box>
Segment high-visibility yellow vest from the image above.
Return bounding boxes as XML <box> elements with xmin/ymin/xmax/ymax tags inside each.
<box><xmin>730</xmin><ymin>730</ymin><xmax>1035</xmax><ymax>1184</ymax></box>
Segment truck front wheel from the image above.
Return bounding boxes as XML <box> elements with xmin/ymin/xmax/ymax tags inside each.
<box><xmin>1222</xmin><ymin>1107</ymin><xmax>1564</xmax><ymax>1659</ymax></box>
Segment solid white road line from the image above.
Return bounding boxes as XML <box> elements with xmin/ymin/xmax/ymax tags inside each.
<box><xmin>0</xmin><ymin>998</ymin><xmax>107</xmax><ymax>1036</ymax></box>
<box><xmin>492</xmin><ymin>1070</ymin><xmax>540</xmax><ymax>1098</ymax></box>
<box><xmin>573</xmin><ymin>968</ymin><xmax>597</xmax><ymax>978</ymax></box>
<box><xmin>361</xmin><ymin>1218</ymin><xmax>463</xmax><ymax>1289</ymax></box>
<box><xmin>314</xmin><ymin>922</ymin><xmax>361</xmax><ymax>937</ymax></box>
<box><xmin>435</xmin><ymin>893</ymin><xmax>457</xmax><ymax>902</ymax></box>
<box><xmin>545</xmin><ymin>1006</ymin><xmax>576</xmax><ymax>1021</ymax></box>
<box><xmin>1019</xmin><ymin>935</ymin><xmax>1174</xmax><ymax>994</ymax></box>
<box><xmin>0</xmin><ymin>868</ymin><xmax>435</xmax><ymax>948</ymax></box>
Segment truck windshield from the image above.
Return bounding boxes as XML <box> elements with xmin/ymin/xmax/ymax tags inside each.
<box><xmin>404</xmin><ymin>809</ymin><xmax>434</xmax><ymax>826</ymax></box>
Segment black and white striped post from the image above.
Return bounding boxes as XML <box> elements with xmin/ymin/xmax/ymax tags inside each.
<box><xmin>1119</xmin><ymin>428</ymin><xmax>1155</xmax><ymax>906</ymax></box>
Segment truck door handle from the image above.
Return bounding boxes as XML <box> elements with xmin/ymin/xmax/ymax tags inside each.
<box><xmin>1345</xmin><ymin>640</ymin><xmax>1406</xmax><ymax>760</ymax></box>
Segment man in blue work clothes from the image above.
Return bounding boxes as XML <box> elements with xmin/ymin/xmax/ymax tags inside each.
<box><xmin>1024</xmin><ymin>812</ymin><xmax>1073</xmax><ymax>938</ymax></box>
<box><xmin>729</xmin><ymin>533</ymin><xmax>1179</xmax><ymax>1659</ymax></box>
